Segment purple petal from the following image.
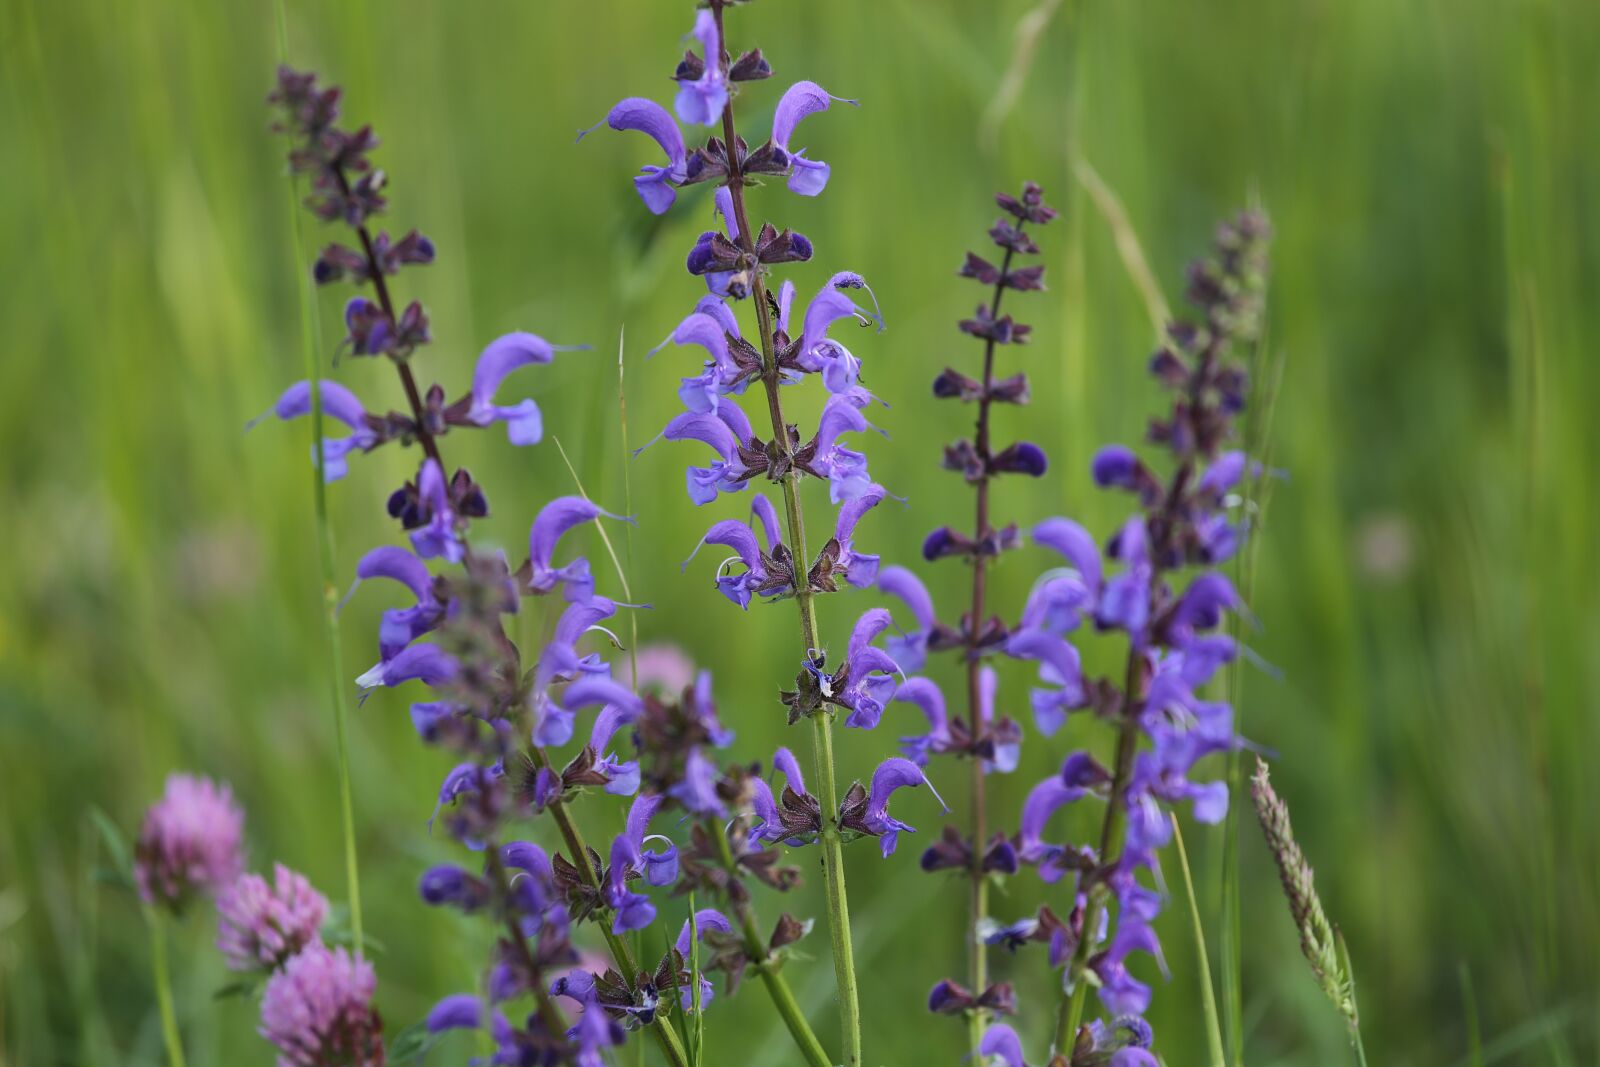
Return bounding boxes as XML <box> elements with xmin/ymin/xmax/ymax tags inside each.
<box><xmin>426</xmin><ymin>994</ymin><xmax>483</xmax><ymax>1033</ymax></box>
<box><xmin>355</xmin><ymin>545</ymin><xmax>434</xmax><ymax>603</ymax></box>
<box><xmin>977</xmin><ymin>1024</ymin><xmax>1026</xmax><ymax>1067</ymax></box>
<box><xmin>1031</xmin><ymin>516</ymin><xmax>1102</xmax><ymax>591</ymax></box>
<box><xmin>674</xmin><ymin>907</ymin><xmax>733</xmax><ymax>956</ymax></box>
<box><xmin>772</xmin><ymin>746</ymin><xmax>807</xmax><ymax>797</ymax></box>
<box><xmin>272</xmin><ymin>379</ymin><xmax>368</xmax><ymax>429</ymax></box>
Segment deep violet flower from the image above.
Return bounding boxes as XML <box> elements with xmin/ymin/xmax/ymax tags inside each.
<box><xmin>770</xmin><ymin>81</ymin><xmax>857</xmax><ymax>196</ymax></box>
<box><xmin>262</xmin><ymin>379</ymin><xmax>377</xmax><ymax>482</ymax></box>
<box><xmin>673</xmin><ymin>11</ymin><xmax>727</xmax><ymax>126</ymax></box>
<box><xmin>603</xmin><ymin>793</ymin><xmax>679</xmax><ymax>934</ymax></box>
<box><xmin>580</xmin><ymin>98</ymin><xmax>688</xmax><ymax>215</ymax></box>
<box><xmin>348</xmin><ymin>545</ymin><xmax>441</xmax><ymax>662</ymax></box>
<box><xmin>258</xmin><ymin>942</ymin><xmax>383</xmax><ymax>1067</ymax></box>
<box><xmin>466</xmin><ymin>332</ymin><xmax>582</xmax><ymax>445</ymax></box>
<box><xmin>853</xmin><ymin>756</ymin><xmax>947</xmax><ymax>857</ymax></box>
<box><xmin>410</xmin><ymin>457</ymin><xmax>463</xmax><ymax>563</ymax></box>
<box><xmin>134</xmin><ymin>773</ymin><xmax>246</xmax><ymax>911</ymax></box>
<box><xmin>216</xmin><ymin>864</ymin><xmax>329</xmax><ymax>971</ymax></box>
<box><xmin>527</xmin><ymin>496</ymin><xmax>627</xmax><ymax>602</ymax></box>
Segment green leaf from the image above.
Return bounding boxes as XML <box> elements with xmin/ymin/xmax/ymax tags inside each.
<box><xmin>388</xmin><ymin>1020</ymin><xmax>441</xmax><ymax>1063</ymax></box>
<box><xmin>213</xmin><ymin>977</ymin><xmax>263</xmax><ymax>1002</ymax></box>
<box><xmin>87</xmin><ymin>806</ymin><xmax>133</xmax><ymax>879</ymax></box>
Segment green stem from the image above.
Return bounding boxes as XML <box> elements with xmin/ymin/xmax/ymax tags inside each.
<box><xmin>144</xmin><ymin>907</ymin><xmax>186</xmax><ymax>1067</ymax></box>
<box><xmin>710</xmin><ymin>6</ymin><xmax>861</xmax><ymax>1062</ymax></box>
<box><xmin>1172</xmin><ymin>815</ymin><xmax>1226</xmax><ymax>1067</ymax></box>
<box><xmin>275</xmin><ymin>0</ymin><xmax>363</xmax><ymax>951</ymax></box>
<box><xmin>532</xmin><ymin>751</ymin><xmax>691</xmax><ymax>1067</ymax></box>
<box><xmin>708</xmin><ymin>826</ymin><xmax>831</xmax><ymax>1067</ymax></box>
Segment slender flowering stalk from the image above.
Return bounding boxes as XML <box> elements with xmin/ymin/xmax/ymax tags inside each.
<box><xmin>880</xmin><ymin>184</ymin><xmax>1055</xmax><ymax>1058</ymax></box>
<box><xmin>586</xmin><ymin>5</ymin><xmax>949</xmax><ymax>1064</ymax></box>
<box><xmin>264</xmin><ymin>67</ymin><xmax>695</xmax><ymax>1067</ymax></box>
<box><xmin>1250</xmin><ymin>759</ymin><xmax>1368</xmax><ymax>1065</ymax></box>
<box><xmin>1028</xmin><ymin>212</ymin><xmax>1272</xmax><ymax>1057</ymax></box>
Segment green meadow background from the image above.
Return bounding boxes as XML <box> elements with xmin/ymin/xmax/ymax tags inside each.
<box><xmin>2</xmin><ymin>0</ymin><xmax>1597</xmax><ymax>1063</ymax></box>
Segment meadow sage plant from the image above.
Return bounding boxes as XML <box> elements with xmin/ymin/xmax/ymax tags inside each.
<box><xmin>589</xmin><ymin>4</ymin><xmax>949</xmax><ymax>1064</ymax></box>
<box><xmin>873</xmin><ymin>182</ymin><xmax>1056</xmax><ymax>1061</ymax></box>
<box><xmin>972</xmin><ymin>211</ymin><xmax>1273</xmax><ymax>1064</ymax></box>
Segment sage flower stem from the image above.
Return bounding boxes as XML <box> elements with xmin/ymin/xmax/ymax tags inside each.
<box><xmin>964</xmin><ymin>224</ymin><xmax>1020</xmax><ymax>1057</ymax></box>
<box><xmin>714</xmin><ymin>8</ymin><xmax>861</xmax><ymax>1059</ymax></box>
<box><xmin>528</xmin><ymin>747</ymin><xmax>693</xmax><ymax>1067</ymax></box>
<box><xmin>708</xmin><ymin>822</ymin><xmax>832</xmax><ymax>1067</ymax></box>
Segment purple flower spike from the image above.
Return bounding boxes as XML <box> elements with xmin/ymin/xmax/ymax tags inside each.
<box><xmin>771</xmin><ymin>80</ymin><xmax>858</xmax><ymax>196</ymax></box>
<box><xmin>528</xmin><ymin>496</ymin><xmax>626</xmax><ymax>602</ymax></box>
<box><xmin>862</xmin><ymin>756</ymin><xmax>947</xmax><ymax>857</ymax></box>
<box><xmin>582</xmin><ymin>98</ymin><xmax>688</xmax><ymax>215</ymax></box>
<box><xmin>674</xmin><ymin>11</ymin><xmax>728</xmax><ymax>126</ymax></box>
<box><xmin>467</xmin><ymin>332</ymin><xmax>574</xmax><ymax>445</ymax></box>
<box><xmin>674</xmin><ymin>908</ymin><xmax>733</xmax><ymax>955</ymax></box>
<box><xmin>264</xmin><ymin>379</ymin><xmax>377</xmax><ymax>482</ymax></box>
<box><xmin>977</xmin><ymin>1023</ymin><xmax>1027</xmax><ymax>1067</ymax></box>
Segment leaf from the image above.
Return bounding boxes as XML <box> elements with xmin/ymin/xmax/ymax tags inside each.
<box><xmin>87</xmin><ymin>806</ymin><xmax>133</xmax><ymax>879</ymax></box>
<box><xmin>213</xmin><ymin>977</ymin><xmax>263</xmax><ymax>1002</ymax></box>
<box><xmin>388</xmin><ymin>1020</ymin><xmax>442</xmax><ymax>1063</ymax></box>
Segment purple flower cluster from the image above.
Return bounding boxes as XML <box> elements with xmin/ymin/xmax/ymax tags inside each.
<box><xmin>854</xmin><ymin>184</ymin><xmax>1056</xmax><ymax>1058</ymax></box>
<box><xmin>258</xmin><ymin>941</ymin><xmax>384</xmax><ymax>1067</ymax></box>
<box><xmin>263</xmin><ymin>57</ymin><xmax>862</xmax><ymax>1067</ymax></box>
<box><xmin>971</xmin><ymin>212</ymin><xmax>1272</xmax><ymax>1061</ymax></box>
<box><xmin>134</xmin><ymin>773</ymin><xmax>245</xmax><ymax>911</ymax></box>
<box><xmin>131</xmin><ymin>773</ymin><xmax>382</xmax><ymax>1065</ymax></box>
<box><xmin>217</xmin><ymin>862</ymin><xmax>329</xmax><ymax>971</ymax></box>
<box><xmin>595</xmin><ymin>0</ymin><xmax>940</xmax><ymax>858</ymax></box>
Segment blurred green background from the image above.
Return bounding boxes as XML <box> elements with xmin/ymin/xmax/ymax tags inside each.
<box><xmin>2</xmin><ymin>0</ymin><xmax>1597</xmax><ymax>1064</ymax></box>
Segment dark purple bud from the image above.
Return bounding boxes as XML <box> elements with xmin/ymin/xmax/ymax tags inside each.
<box><xmin>958</xmin><ymin>305</ymin><xmax>1031</xmax><ymax>345</ymax></box>
<box><xmin>1002</xmin><ymin>264</ymin><xmax>1046</xmax><ymax>291</ymax></box>
<box><xmin>958</xmin><ymin>252</ymin><xmax>1001</xmax><ymax>284</ymax></box>
<box><xmin>932</xmin><ymin>367</ymin><xmax>983</xmax><ymax>401</ymax></box>
<box><xmin>919</xmin><ymin>826</ymin><xmax>972</xmax><ymax>872</ymax></box>
<box><xmin>996</xmin><ymin>181</ymin><xmax>1058</xmax><ymax>224</ymax></box>
<box><xmin>989</xmin><ymin>372</ymin><xmax>1031</xmax><ymax>404</ymax></box>
<box><xmin>991</xmin><ymin>442</ymin><xmax>1048</xmax><ymax>477</ymax></box>
<box><xmin>755</xmin><ymin>225</ymin><xmax>813</xmax><ymax>266</ymax></box>
<box><xmin>988</xmin><ymin>219</ymin><xmax>1039</xmax><ymax>254</ymax></box>
<box><xmin>1093</xmin><ymin>445</ymin><xmax>1139</xmax><ymax>488</ymax></box>
<box><xmin>418</xmin><ymin>865</ymin><xmax>492</xmax><ymax>911</ymax></box>
<box><xmin>729</xmin><ymin>48</ymin><xmax>773</xmax><ymax>81</ymax></box>
<box><xmin>673</xmin><ymin>50</ymin><xmax>706</xmax><ymax>82</ymax></box>
<box><xmin>977</xmin><ymin>982</ymin><xmax>1018</xmax><ymax>1016</ymax></box>
<box><xmin>927</xmin><ymin>979</ymin><xmax>975</xmax><ymax>1015</ymax></box>
<box><xmin>982</xmin><ymin>836</ymin><xmax>1020</xmax><ymax>875</ymax></box>
<box><xmin>921</xmin><ymin>526</ymin><xmax>974</xmax><ymax>562</ymax></box>
<box><xmin>1148</xmin><ymin>347</ymin><xmax>1188</xmax><ymax>386</ymax></box>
